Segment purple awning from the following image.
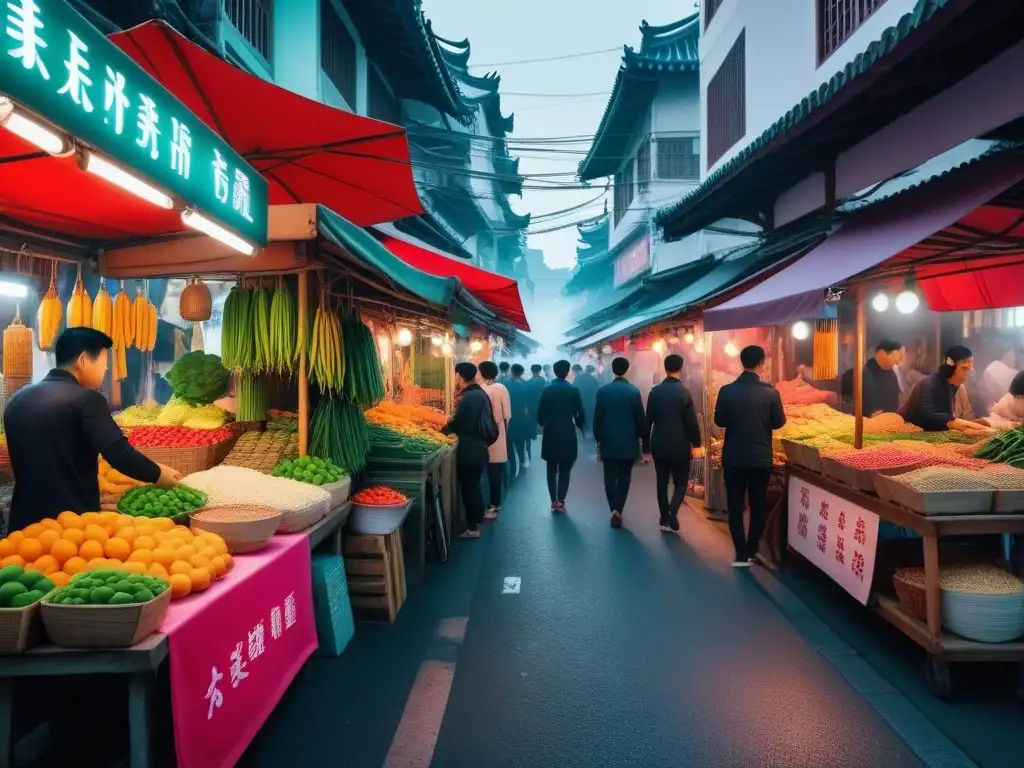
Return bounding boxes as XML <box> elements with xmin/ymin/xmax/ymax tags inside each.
<box><xmin>703</xmin><ymin>154</ymin><xmax>1024</xmax><ymax>331</ymax></box>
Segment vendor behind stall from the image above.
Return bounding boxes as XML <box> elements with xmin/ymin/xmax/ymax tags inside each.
<box><xmin>3</xmin><ymin>328</ymin><xmax>181</xmax><ymax>531</ymax></box>
<box><xmin>901</xmin><ymin>345</ymin><xmax>978</xmax><ymax>431</ymax></box>
<box><xmin>988</xmin><ymin>370</ymin><xmax>1024</xmax><ymax>427</ymax></box>
<box><xmin>841</xmin><ymin>339</ymin><xmax>904</xmax><ymax>415</ymax></box>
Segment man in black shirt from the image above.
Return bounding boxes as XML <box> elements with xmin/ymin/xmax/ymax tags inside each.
<box><xmin>4</xmin><ymin>328</ymin><xmax>180</xmax><ymax>531</ymax></box>
<box><xmin>714</xmin><ymin>345</ymin><xmax>786</xmax><ymax>567</ymax></box>
<box><xmin>841</xmin><ymin>339</ymin><xmax>904</xmax><ymax>415</ymax></box>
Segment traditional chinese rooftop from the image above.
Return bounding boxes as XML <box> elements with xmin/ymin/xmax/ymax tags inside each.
<box><xmin>578</xmin><ymin>13</ymin><xmax>699</xmax><ymax>181</ymax></box>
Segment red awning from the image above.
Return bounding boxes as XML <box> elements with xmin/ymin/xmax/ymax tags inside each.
<box><xmin>372</xmin><ymin>227</ymin><xmax>530</xmax><ymax>331</ymax></box>
<box><xmin>110</xmin><ymin>21</ymin><xmax>423</xmax><ymax>227</ymax></box>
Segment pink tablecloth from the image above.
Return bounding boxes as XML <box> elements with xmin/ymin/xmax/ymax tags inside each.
<box><xmin>163</xmin><ymin>533</ymin><xmax>318</xmax><ymax>768</ymax></box>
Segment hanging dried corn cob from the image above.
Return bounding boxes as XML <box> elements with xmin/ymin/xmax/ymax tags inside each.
<box><xmin>37</xmin><ymin>262</ymin><xmax>62</xmax><ymax>350</ymax></box>
<box><xmin>113</xmin><ymin>280</ymin><xmax>134</xmax><ymax>348</ymax></box>
<box><xmin>91</xmin><ymin>277</ymin><xmax>113</xmax><ymax>336</ymax></box>
<box><xmin>66</xmin><ymin>266</ymin><xmax>92</xmax><ymax>328</ymax></box>
<box><xmin>812</xmin><ymin>318</ymin><xmax>838</xmax><ymax>380</ymax></box>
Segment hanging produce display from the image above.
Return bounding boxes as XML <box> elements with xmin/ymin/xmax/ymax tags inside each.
<box><xmin>114</xmin><ymin>282</ymin><xmax>135</xmax><ymax>348</ymax></box>
<box><xmin>236</xmin><ymin>371</ymin><xmax>268</xmax><ymax>422</ymax></box>
<box><xmin>221</xmin><ymin>285</ymin><xmax>253</xmax><ymax>371</ymax></box>
<box><xmin>812</xmin><ymin>318</ymin><xmax>838</xmax><ymax>380</ymax></box>
<box><xmin>66</xmin><ymin>268</ymin><xmax>92</xmax><ymax>329</ymax></box>
<box><xmin>91</xmin><ymin>278</ymin><xmax>112</xmax><ymax>336</ymax></box>
<box><xmin>309</xmin><ymin>289</ymin><xmax>344</xmax><ymax>393</ymax></box>
<box><xmin>133</xmin><ymin>287</ymin><xmax>158</xmax><ymax>353</ymax></box>
<box><xmin>251</xmin><ymin>284</ymin><xmax>271</xmax><ymax>373</ymax></box>
<box><xmin>3</xmin><ymin>307</ymin><xmax>33</xmax><ymax>379</ymax></box>
<box><xmin>311</xmin><ymin>395</ymin><xmax>369</xmax><ymax>474</ymax></box>
<box><xmin>164</xmin><ymin>351</ymin><xmax>230</xmax><ymax>405</ymax></box>
<box><xmin>342</xmin><ymin>313</ymin><xmax>386</xmax><ymax>408</ymax></box>
<box><xmin>37</xmin><ymin>263</ymin><xmax>61</xmax><ymax>351</ymax></box>
<box><xmin>179</xmin><ymin>277</ymin><xmax>212</xmax><ymax>322</ymax></box>
<box><xmin>268</xmin><ymin>280</ymin><xmax>298</xmax><ymax>376</ymax></box>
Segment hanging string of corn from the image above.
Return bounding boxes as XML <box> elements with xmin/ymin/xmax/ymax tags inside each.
<box><xmin>66</xmin><ymin>265</ymin><xmax>92</xmax><ymax>328</ymax></box>
<box><xmin>110</xmin><ymin>280</ymin><xmax>131</xmax><ymax>381</ymax></box>
<box><xmin>813</xmin><ymin>318</ymin><xmax>839</xmax><ymax>380</ymax></box>
<box><xmin>91</xmin><ymin>277</ymin><xmax>113</xmax><ymax>336</ymax></box>
<box><xmin>37</xmin><ymin>262</ymin><xmax>62</xmax><ymax>351</ymax></box>
<box><xmin>132</xmin><ymin>281</ymin><xmax>157</xmax><ymax>352</ymax></box>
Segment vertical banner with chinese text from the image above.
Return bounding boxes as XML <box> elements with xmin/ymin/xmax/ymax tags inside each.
<box><xmin>787</xmin><ymin>478</ymin><xmax>880</xmax><ymax>605</ymax></box>
<box><xmin>163</xmin><ymin>535</ymin><xmax>317</xmax><ymax>768</ymax></box>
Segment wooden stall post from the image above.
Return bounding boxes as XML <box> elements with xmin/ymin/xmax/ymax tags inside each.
<box><xmin>297</xmin><ymin>270</ymin><xmax>309</xmax><ymax>457</ymax></box>
<box><xmin>854</xmin><ymin>286</ymin><xmax>865</xmax><ymax>449</ymax></box>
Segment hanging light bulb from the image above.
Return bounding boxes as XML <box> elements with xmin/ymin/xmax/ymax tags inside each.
<box><xmin>396</xmin><ymin>327</ymin><xmax>413</xmax><ymax>347</ymax></box>
<box><xmin>441</xmin><ymin>342</ymin><xmax>453</xmax><ymax>357</ymax></box>
<box><xmin>791</xmin><ymin>321</ymin><xmax>810</xmax><ymax>340</ymax></box>
<box><xmin>470</xmin><ymin>339</ymin><xmax>483</xmax><ymax>353</ymax></box>
<box><xmin>895</xmin><ymin>289</ymin><xmax>920</xmax><ymax>314</ymax></box>
<box><xmin>871</xmin><ymin>293</ymin><xmax>890</xmax><ymax>312</ymax></box>
<box><xmin>723</xmin><ymin>341</ymin><xmax>739</xmax><ymax>357</ymax></box>
<box><xmin>431</xmin><ymin>335</ymin><xmax>443</xmax><ymax>346</ymax></box>
<box><xmin>683</xmin><ymin>332</ymin><xmax>695</xmax><ymax>345</ymax></box>
<box><xmin>652</xmin><ymin>338</ymin><xmax>666</xmax><ymax>354</ymax></box>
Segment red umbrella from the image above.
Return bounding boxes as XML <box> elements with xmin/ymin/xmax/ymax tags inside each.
<box><xmin>109</xmin><ymin>20</ymin><xmax>423</xmax><ymax>227</ymax></box>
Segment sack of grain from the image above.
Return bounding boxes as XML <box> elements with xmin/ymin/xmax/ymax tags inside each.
<box><xmin>183</xmin><ymin>465</ymin><xmax>330</xmax><ymax>533</ymax></box>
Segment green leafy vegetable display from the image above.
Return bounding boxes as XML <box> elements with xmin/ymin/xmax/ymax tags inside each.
<box><xmin>975</xmin><ymin>428</ymin><xmax>1024</xmax><ymax>466</ymax></box>
<box><xmin>272</xmin><ymin>456</ymin><xmax>346</xmax><ymax>486</ymax></box>
<box><xmin>49</xmin><ymin>569</ymin><xmax>168</xmax><ymax>605</ymax></box>
<box><xmin>165</xmin><ymin>351</ymin><xmax>231</xmax><ymax>406</ymax></box>
<box><xmin>117</xmin><ymin>485</ymin><xmax>208</xmax><ymax>518</ymax></box>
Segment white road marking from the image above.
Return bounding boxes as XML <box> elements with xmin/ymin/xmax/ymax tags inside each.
<box><xmin>501</xmin><ymin>576</ymin><xmax>521</xmax><ymax>594</ymax></box>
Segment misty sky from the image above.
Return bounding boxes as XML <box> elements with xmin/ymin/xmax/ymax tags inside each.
<box><xmin>423</xmin><ymin>0</ymin><xmax>701</xmax><ymax>270</ymax></box>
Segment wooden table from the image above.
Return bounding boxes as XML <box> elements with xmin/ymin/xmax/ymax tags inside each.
<box><xmin>305</xmin><ymin>500</ymin><xmax>352</xmax><ymax>555</ymax></box>
<box><xmin>787</xmin><ymin>464</ymin><xmax>1024</xmax><ymax>698</ymax></box>
<box><xmin>0</xmin><ymin>634</ymin><xmax>167</xmax><ymax>768</ymax></box>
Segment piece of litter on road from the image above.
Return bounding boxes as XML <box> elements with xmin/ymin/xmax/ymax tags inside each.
<box><xmin>502</xmin><ymin>577</ymin><xmax>521</xmax><ymax>594</ymax></box>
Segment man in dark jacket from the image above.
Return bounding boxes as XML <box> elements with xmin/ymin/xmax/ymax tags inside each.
<box><xmin>593</xmin><ymin>357</ymin><xmax>646</xmax><ymax>529</ymax></box>
<box><xmin>645</xmin><ymin>354</ymin><xmax>703</xmax><ymax>533</ymax></box>
<box><xmin>574</xmin><ymin>365</ymin><xmax>600</xmax><ymax>439</ymax></box>
<box><xmin>713</xmin><ymin>345</ymin><xmax>786</xmax><ymax>566</ymax></box>
<box><xmin>506</xmin><ymin>364</ymin><xmax>531</xmax><ymax>470</ymax></box>
<box><xmin>536</xmin><ymin>360</ymin><xmax>584</xmax><ymax>511</ymax></box>
<box><xmin>442</xmin><ymin>362</ymin><xmax>493</xmax><ymax>538</ymax></box>
<box><xmin>497</xmin><ymin>361</ymin><xmax>511</xmax><ymax>384</ymax></box>
<box><xmin>524</xmin><ymin>364</ymin><xmax>546</xmax><ymax>458</ymax></box>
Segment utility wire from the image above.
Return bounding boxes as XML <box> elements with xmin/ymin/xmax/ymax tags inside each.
<box><xmin>466</xmin><ymin>47</ymin><xmax>622</xmax><ymax>68</ymax></box>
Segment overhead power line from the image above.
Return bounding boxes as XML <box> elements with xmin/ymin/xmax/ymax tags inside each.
<box><xmin>466</xmin><ymin>47</ymin><xmax>621</xmax><ymax>68</ymax></box>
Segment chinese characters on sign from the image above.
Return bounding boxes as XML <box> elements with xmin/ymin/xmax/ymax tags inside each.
<box><xmin>613</xmin><ymin>235</ymin><xmax>651</xmax><ymax>287</ymax></box>
<box><xmin>788</xmin><ymin>480</ymin><xmax>880</xmax><ymax>605</ymax></box>
<box><xmin>205</xmin><ymin>592</ymin><xmax>299</xmax><ymax>720</ymax></box>
<box><xmin>2</xmin><ymin>0</ymin><xmax>267</xmax><ymax>244</ymax></box>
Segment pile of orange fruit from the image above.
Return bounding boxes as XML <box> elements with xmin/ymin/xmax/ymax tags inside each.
<box><xmin>0</xmin><ymin>511</ymin><xmax>233</xmax><ymax>599</ymax></box>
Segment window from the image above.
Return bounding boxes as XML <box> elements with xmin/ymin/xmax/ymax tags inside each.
<box><xmin>706</xmin><ymin>31</ymin><xmax>745</xmax><ymax>169</ymax></box>
<box><xmin>223</xmin><ymin>0</ymin><xmax>273</xmax><ymax>62</ymax></box>
<box><xmin>636</xmin><ymin>136</ymin><xmax>651</xmax><ymax>195</ymax></box>
<box><xmin>320</xmin><ymin>0</ymin><xmax>357</xmax><ymax>108</ymax></box>
<box><xmin>369</xmin><ymin>67</ymin><xmax>401</xmax><ymax>125</ymax></box>
<box><xmin>705</xmin><ymin>0</ymin><xmax>725</xmax><ymax>29</ymax></box>
<box><xmin>613</xmin><ymin>162</ymin><xmax>635</xmax><ymax>226</ymax></box>
<box><xmin>657</xmin><ymin>137</ymin><xmax>700</xmax><ymax>181</ymax></box>
<box><xmin>819</xmin><ymin>0</ymin><xmax>888</xmax><ymax>62</ymax></box>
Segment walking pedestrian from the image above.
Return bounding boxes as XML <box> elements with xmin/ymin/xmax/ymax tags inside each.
<box><xmin>536</xmin><ymin>360</ymin><xmax>584</xmax><ymax>511</ymax></box>
<box><xmin>542</xmin><ymin>364</ymin><xmax>553</xmax><ymax>382</ymax></box>
<box><xmin>593</xmin><ymin>357</ymin><xmax>646</xmax><ymax>529</ymax></box>
<box><xmin>479</xmin><ymin>361</ymin><xmax>511</xmax><ymax>519</ymax></box>
<box><xmin>524</xmin><ymin>364</ymin><xmax>546</xmax><ymax>463</ymax></box>
<box><xmin>497</xmin><ymin>361</ymin><xmax>511</xmax><ymax>384</ymax></box>
<box><xmin>506</xmin><ymin>363</ymin><xmax>531</xmax><ymax>470</ymax></box>
<box><xmin>645</xmin><ymin>354</ymin><xmax>703</xmax><ymax>533</ymax></box>
<box><xmin>713</xmin><ymin>345</ymin><xmax>786</xmax><ymax>566</ymax></box>
<box><xmin>442</xmin><ymin>362</ymin><xmax>498</xmax><ymax>539</ymax></box>
<box><xmin>574</xmin><ymin>364</ymin><xmax>600</xmax><ymax>440</ymax></box>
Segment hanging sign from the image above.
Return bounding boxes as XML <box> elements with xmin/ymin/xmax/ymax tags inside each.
<box><xmin>1</xmin><ymin>0</ymin><xmax>268</xmax><ymax>244</ymax></box>
<box><xmin>613</xmin><ymin>234</ymin><xmax>650</xmax><ymax>286</ymax></box>
<box><xmin>787</xmin><ymin>478</ymin><xmax>880</xmax><ymax>605</ymax></box>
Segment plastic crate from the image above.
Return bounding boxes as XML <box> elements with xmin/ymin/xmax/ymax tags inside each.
<box><xmin>311</xmin><ymin>554</ymin><xmax>355</xmax><ymax>656</ymax></box>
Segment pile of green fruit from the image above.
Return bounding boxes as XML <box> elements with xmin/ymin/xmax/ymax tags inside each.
<box><xmin>272</xmin><ymin>455</ymin><xmax>346</xmax><ymax>486</ymax></box>
<box><xmin>0</xmin><ymin>565</ymin><xmax>54</xmax><ymax>608</ymax></box>
<box><xmin>50</xmin><ymin>569</ymin><xmax>168</xmax><ymax>605</ymax></box>
<box><xmin>117</xmin><ymin>484</ymin><xmax>208</xmax><ymax>518</ymax></box>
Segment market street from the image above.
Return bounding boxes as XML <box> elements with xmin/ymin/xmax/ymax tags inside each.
<box><xmin>245</xmin><ymin>446</ymin><xmax>960</xmax><ymax>768</ymax></box>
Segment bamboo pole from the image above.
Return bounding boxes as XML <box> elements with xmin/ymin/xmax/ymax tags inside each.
<box><xmin>297</xmin><ymin>270</ymin><xmax>309</xmax><ymax>457</ymax></box>
<box><xmin>854</xmin><ymin>287</ymin><xmax>866</xmax><ymax>449</ymax></box>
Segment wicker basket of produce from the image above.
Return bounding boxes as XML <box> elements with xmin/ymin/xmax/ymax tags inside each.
<box><xmin>132</xmin><ymin>426</ymin><xmax>240</xmax><ymax>476</ymax></box>
<box><xmin>892</xmin><ymin>567</ymin><xmax>928</xmax><ymax>621</ymax></box>
<box><xmin>41</xmin><ymin>572</ymin><xmax>172</xmax><ymax>648</ymax></box>
<box><xmin>191</xmin><ymin>505</ymin><xmax>282</xmax><ymax>554</ymax></box>
<box><xmin>222</xmin><ymin>429</ymin><xmax>299</xmax><ymax>474</ymax></box>
<box><xmin>940</xmin><ymin>565</ymin><xmax>1024</xmax><ymax>643</ymax></box>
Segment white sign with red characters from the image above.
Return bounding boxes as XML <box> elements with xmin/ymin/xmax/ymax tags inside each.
<box><xmin>788</xmin><ymin>479</ymin><xmax>880</xmax><ymax>605</ymax></box>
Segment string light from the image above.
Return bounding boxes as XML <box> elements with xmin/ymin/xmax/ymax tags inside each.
<box><xmin>871</xmin><ymin>293</ymin><xmax>890</xmax><ymax>312</ymax></box>
<box><xmin>396</xmin><ymin>327</ymin><xmax>413</xmax><ymax>346</ymax></box>
<box><xmin>791</xmin><ymin>321</ymin><xmax>810</xmax><ymax>340</ymax></box>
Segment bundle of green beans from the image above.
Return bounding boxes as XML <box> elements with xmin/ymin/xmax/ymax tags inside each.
<box><xmin>310</xmin><ymin>395</ymin><xmax>369</xmax><ymax>474</ymax></box>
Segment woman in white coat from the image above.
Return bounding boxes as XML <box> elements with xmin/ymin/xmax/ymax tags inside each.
<box><xmin>479</xmin><ymin>360</ymin><xmax>511</xmax><ymax>519</ymax></box>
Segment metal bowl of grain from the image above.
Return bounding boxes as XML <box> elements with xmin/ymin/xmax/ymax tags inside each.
<box><xmin>190</xmin><ymin>505</ymin><xmax>282</xmax><ymax>554</ymax></box>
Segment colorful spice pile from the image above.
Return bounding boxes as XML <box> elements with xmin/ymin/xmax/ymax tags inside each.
<box><xmin>978</xmin><ymin>465</ymin><xmax>1024</xmax><ymax>490</ymax></box>
<box><xmin>352</xmin><ymin>486</ymin><xmax>407</xmax><ymax>506</ymax></box>
<box><xmin>897</xmin><ymin>564</ymin><xmax>1024</xmax><ymax>595</ymax></box>
<box><xmin>831</xmin><ymin>445</ymin><xmax>929</xmax><ymax>471</ymax></box>
<box><xmin>364</xmin><ymin>403</ymin><xmax>453</xmax><ymax>446</ymax></box>
<box><xmin>894</xmin><ymin>466</ymin><xmax>995</xmax><ymax>492</ymax></box>
<box><xmin>128</xmin><ymin>425</ymin><xmax>237</xmax><ymax>448</ymax></box>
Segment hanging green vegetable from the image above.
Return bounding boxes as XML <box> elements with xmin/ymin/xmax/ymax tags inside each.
<box><xmin>342</xmin><ymin>313</ymin><xmax>386</xmax><ymax>408</ymax></box>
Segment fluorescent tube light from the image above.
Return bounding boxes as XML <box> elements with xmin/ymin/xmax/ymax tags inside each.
<box><xmin>0</xmin><ymin>280</ymin><xmax>28</xmax><ymax>299</ymax></box>
<box><xmin>2</xmin><ymin>110</ymin><xmax>66</xmax><ymax>154</ymax></box>
<box><xmin>181</xmin><ymin>209</ymin><xmax>255</xmax><ymax>256</ymax></box>
<box><xmin>84</xmin><ymin>152</ymin><xmax>173</xmax><ymax>209</ymax></box>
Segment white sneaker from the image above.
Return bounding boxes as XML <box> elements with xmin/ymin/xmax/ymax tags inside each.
<box><xmin>731</xmin><ymin>560</ymin><xmax>752</xmax><ymax>568</ymax></box>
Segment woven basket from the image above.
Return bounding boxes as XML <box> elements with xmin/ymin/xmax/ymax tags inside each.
<box><xmin>276</xmin><ymin>502</ymin><xmax>328</xmax><ymax>534</ymax></box>
<box><xmin>191</xmin><ymin>505</ymin><xmax>281</xmax><ymax>553</ymax></box>
<box><xmin>179</xmin><ymin>278</ymin><xmax>213</xmax><ymax>322</ymax></box>
<box><xmin>139</xmin><ymin>433</ymin><xmax>239</xmax><ymax>475</ymax></box>
<box><xmin>40</xmin><ymin>588</ymin><xmax>171</xmax><ymax>648</ymax></box>
<box><xmin>893</xmin><ymin>568</ymin><xmax>927</xmax><ymax>622</ymax></box>
<box><xmin>0</xmin><ymin>601</ymin><xmax>43</xmax><ymax>654</ymax></box>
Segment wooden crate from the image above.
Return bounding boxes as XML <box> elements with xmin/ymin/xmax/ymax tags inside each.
<box><xmin>343</xmin><ymin>530</ymin><xmax>407</xmax><ymax>624</ymax></box>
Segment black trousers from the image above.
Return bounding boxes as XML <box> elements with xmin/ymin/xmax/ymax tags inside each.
<box><xmin>546</xmin><ymin>460</ymin><xmax>573</xmax><ymax>502</ymax></box>
<box><xmin>458</xmin><ymin>462</ymin><xmax>486</xmax><ymax>530</ymax></box>
<box><xmin>724</xmin><ymin>466</ymin><xmax>773</xmax><ymax>560</ymax></box>
<box><xmin>511</xmin><ymin>437</ymin><xmax>529</xmax><ymax>467</ymax></box>
<box><xmin>602</xmin><ymin>458</ymin><xmax>634</xmax><ymax>513</ymax></box>
<box><xmin>654</xmin><ymin>459</ymin><xmax>690</xmax><ymax>517</ymax></box>
<box><xmin>487</xmin><ymin>462</ymin><xmax>505</xmax><ymax>507</ymax></box>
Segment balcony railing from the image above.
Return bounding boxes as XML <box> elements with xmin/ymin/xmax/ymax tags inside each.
<box><xmin>223</xmin><ymin>0</ymin><xmax>272</xmax><ymax>62</ymax></box>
